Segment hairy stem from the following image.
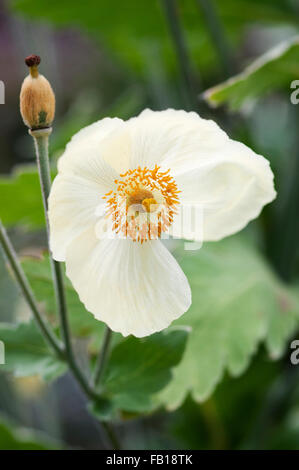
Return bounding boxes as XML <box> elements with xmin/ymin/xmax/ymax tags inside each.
<box><xmin>30</xmin><ymin>128</ymin><xmax>74</xmax><ymax>355</ymax></box>
<box><xmin>31</xmin><ymin>129</ymin><xmax>96</xmax><ymax>391</ymax></box>
<box><xmin>93</xmin><ymin>327</ymin><xmax>113</xmax><ymax>388</ymax></box>
<box><xmin>0</xmin><ymin>220</ymin><xmax>64</xmax><ymax>357</ymax></box>
<box><xmin>103</xmin><ymin>422</ymin><xmax>121</xmax><ymax>450</ymax></box>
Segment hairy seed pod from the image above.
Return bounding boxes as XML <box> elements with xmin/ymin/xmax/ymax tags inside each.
<box><xmin>20</xmin><ymin>55</ymin><xmax>55</xmax><ymax>130</ymax></box>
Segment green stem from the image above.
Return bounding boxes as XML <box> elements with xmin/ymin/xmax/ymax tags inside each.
<box><xmin>93</xmin><ymin>327</ymin><xmax>113</xmax><ymax>388</ymax></box>
<box><xmin>31</xmin><ymin>129</ymin><xmax>93</xmax><ymax>389</ymax></box>
<box><xmin>200</xmin><ymin>398</ymin><xmax>227</xmax><ymax>449</ymax></box>
<box><xmin>195</xmin><ymin>0</ymin><xmax>234</xmax><ymax>77</ymax></box>
<box><xmin>103</xmin><ymin>422</ymin><xmax>121</xmax><ymax>450</ymax></box>
<box><xmin>0</xmin><ymin>220</ymin><xmax>64</xmax><ymax>357</ymax></box>
<box><xmin>161</xmin><ymin>0</ymin><xmax>199</xmax><ymax>110</ymax></box>
<box><xmin>30</xmin><ymin>128</ymin><xmax>73</xmax><ymax>355</ymax></box>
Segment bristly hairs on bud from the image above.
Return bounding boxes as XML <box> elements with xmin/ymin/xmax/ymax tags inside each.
<box><xmin>20</xmin><ymin>54</ymin><xmax>55</xmax><ymax>130</ymax></box>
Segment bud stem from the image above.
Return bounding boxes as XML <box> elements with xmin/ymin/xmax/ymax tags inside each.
<box><xmin>29</xmin><ymin>65</ymin><xmax>39</xmax><ymax>78</ymax></box>
<box><xmin>30</xmin><ymin>129</ymin><xmax>73</xmax><ymax>356</ymax></box>
<box><xmin>93</xmin><ymin>326</ymin><xmax>113</xmax><ymax>388</ymax></box>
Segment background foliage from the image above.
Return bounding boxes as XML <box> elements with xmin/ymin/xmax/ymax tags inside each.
<box><xmin>0</xmin><ymin>0</ymin><xmax>299</xmax><ymax>450</ymax></box>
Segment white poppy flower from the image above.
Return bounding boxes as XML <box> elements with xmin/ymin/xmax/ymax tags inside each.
<box><xmin>48</xmin><ymin>109</ymin><xmax>276</xmax><ymax>337</ymax></box>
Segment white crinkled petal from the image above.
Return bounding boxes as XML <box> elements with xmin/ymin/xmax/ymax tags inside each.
<box><xmin>172</xmin><ymin>139</ymin><xmax>276</xmax><ymax>241</ymax></box>
<box><xmin>48</xmin><ymin>145</ymin><xmax>118</xmax><ymax>262</ymax></box>
<box><xmin>58</xmin><ymin>117</ymin><xmax>130</xmax><ymax>175</ymax></box>
<box><xmin>127</xmin><ymin>108</ymin><xmax>229</xmax><ymax>169</ymax></box>
<box><xmin>126</xmin><ymin>108</ymin><xmax>275</xmax><ymax>242</ymax></box>
<box><xmin>64</xmin><ymin>228</ymin><xmax>191</xmax><ymax>337</ymax></box>
<box><xmin>48</xmin><ymin>172</ymin><xmax>109</xmax><ymax>261</ymax></box>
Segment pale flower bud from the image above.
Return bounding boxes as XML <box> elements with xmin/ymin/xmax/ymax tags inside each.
<box><xmin>20</xmin><ymin>55</ymin><xmax>55</xmax><ymax>130</ymax></box>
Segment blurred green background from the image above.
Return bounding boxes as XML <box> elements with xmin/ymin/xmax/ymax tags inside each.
<box><xmin>0</xmin><ymin>0</ymin><xmax>299</xmax><ymax>450</ymax></box>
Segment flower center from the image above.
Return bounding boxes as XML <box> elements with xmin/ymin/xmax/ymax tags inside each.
<box><xmin>103</xmin><ymin>165</ymin><xmax>180</xmax><ymax>242</ymax></box>
<box><xmin>128</xmin><ymin>188</ymin><xmax>156</xmax><ymax>209</ymax></box>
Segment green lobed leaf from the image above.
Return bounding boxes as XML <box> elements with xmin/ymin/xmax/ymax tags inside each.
<box><xmin>0</xmin><ymin>321</ymin><xmax>66</xmax><ymax>381</ymax></box>
<box><xmin>90</xmin><ymin>327</ymin><xmax>189</xmax><ymax>419</ymax></box>
<box><xmin>203</xmin><ymin>36</ymin><xmax>299</xmax><ymax>110</ymax></box>
<box><xmin>157</xmin><ymin>234</ymin><xmax>299</xmax><ymax>410</ymax></box>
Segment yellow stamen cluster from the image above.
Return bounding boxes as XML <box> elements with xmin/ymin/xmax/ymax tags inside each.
<box><xmin>103</xmin><ymin>165</ymin><xmax>180</xmax><ymax>242</ymax></box>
